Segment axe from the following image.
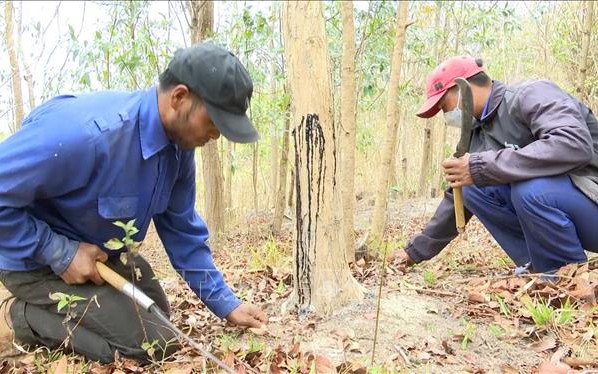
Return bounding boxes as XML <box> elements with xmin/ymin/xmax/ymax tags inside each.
<box><xmin>452</xmin><ymin>78</ymin><xmax>474</xmax><ymax>233</ymax></box>
<box><xmin>96</xmin><ymin>262</ymin><xmax>235</xmax><ymax>373</ymax></box>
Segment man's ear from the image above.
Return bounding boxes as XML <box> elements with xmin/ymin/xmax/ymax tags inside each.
<box><xmin>169</xmin><ymin>84</ymin><xmax>191</xmax><ymax>111</ymax></box>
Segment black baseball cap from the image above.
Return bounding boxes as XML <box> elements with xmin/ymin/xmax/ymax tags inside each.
<box><xmin>167</xmin><ymin>42</ymin><xmax>259</xmax><ymax>143</ymax></box>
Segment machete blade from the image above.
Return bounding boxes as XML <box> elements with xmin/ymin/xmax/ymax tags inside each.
<box><xmin>454</xmin><ymin>77</ymin><xmax>474</xmax><ymax>158</ymax></box>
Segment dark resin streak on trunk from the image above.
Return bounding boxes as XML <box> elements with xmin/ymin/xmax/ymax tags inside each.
<box><xmin>293</xmin><ymin>114</ymin><xmax>326</xmax><ymax>314</ymax></box>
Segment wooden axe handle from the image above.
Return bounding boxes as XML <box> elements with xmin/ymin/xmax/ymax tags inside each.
<box><xmin>453</xmin><ymin>186</ymin><xmax>466</xmax><ymax>234</ymax></box>
<box><xmin>96</xmin><ymin>261</ymin><xmax>127</xmax><ymax>291</ymax></box>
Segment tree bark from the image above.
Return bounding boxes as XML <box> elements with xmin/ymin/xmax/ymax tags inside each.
<box><xmin>270</xmin><ymin>7</ymin><xmax>279</xmax><ymax>211</ymax></box>
<box><xmin>190</xmin><ymin>0</ymin><xmax>225</xmax><ymax>249</ymax></box>
<box><xmin>252</xmin><ymin>142</ymin><xmax>258</xmax><ymax>212</ymax></box>
<box><xmin>272</xmin><ymin>99</ymin><xmax>290</xmax><ymax>236</ymax></box>
<box><xmin>577</xmin><ymin>0</ymin><xmax>594</xmax><ymax>102</ymax></box>
<box><xmin>418</xmin><ymin>122</ymin><xmax>433</xmax><ymax>197</ymax></box>
<box><xmin>4</xmin><ymin>0</ymin><xmax>24</xmax><ymax>132</ymax></box>
<box><xmin>340</xmin><ymin>1</ymin><xmax>358</xmax><ymax>262</ymax></box>
<box><xmin>369</xmin><ymin>1</ymin><xmax>409</xmax><ymax>247</ymax></box>
<box><xmin>430</xmin><ymin>3</ymin><xmax>447</xmax><ymax>197</ymax></box>
<box><xmin>225</xmin><ymin>140</ymin><xmax>233</xmax><ymax>219</ymax></box>
<box><xmin>15</xmin><ymin>1</ymin><xmax>34</xmax><ymax>111</ymax></box>
<box><xmin>283</xmin><ymin>0</ymin><xmax>363</xmax><ymax>314</ymax></box>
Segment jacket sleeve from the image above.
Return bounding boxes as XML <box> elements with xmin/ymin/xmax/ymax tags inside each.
<box><xmin>469</xmin><ymin>81</ymin><xmax>593</xmax><ymax>186</ymax></box>
<box><xmin>405</xmin><ymin>188</ymin><xmax>473</xmax><ymax>263</ymax></box>
<box><xmin>0</xmin><ymin>111</ymin><xmax>95</xmax><ymax>274</ymax></box>
<box><xmin>153</xmin><ymin>151</ymin><xmax>241</xmax><ymax>319</ymax></box>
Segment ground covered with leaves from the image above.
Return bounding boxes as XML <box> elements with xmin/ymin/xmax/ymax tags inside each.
<box><xmin>1</xmin><ymin>198</ymin><xmax>597</xmax><ymax>373</ymax></box>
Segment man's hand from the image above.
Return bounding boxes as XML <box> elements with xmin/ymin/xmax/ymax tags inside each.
<box><xmin>442</xmin><ymin>153</ymin><xmax>473</xmax><ymax>188</ymax></box>
<box><xmin>387</xmin><ymin>248</ymin><xmax>415</xmax><ymax>266</ymax></box>
<box><xmin>60</xmin><ymin>242</ymin><xmax>108</xmax><ymax>285</ymax></box>
<box><xmin>226</xmin><ymin>303</ymin><xmax>268</xmax><ymax>328</ymax></box>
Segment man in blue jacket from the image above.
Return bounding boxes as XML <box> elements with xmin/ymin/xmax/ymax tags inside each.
<box><xmin>393</xmin><ymin>56</ymin><xmax>598</xmax><ymax>274</ymax></box>
<box><xmin>0</xmin><ymin>43</ymin><xmax>267</xmax><ymax>363</ymax></box>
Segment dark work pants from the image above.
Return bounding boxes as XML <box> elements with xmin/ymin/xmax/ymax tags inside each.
<box><xmin>0</xmin><ymin>255</ymin><xmax>179</xmax><ymax>363</ymax></box>
<box><xmin>462</xmin><ymin>175</ymin><xmax>598</xmax><ymax>273</ymax></box>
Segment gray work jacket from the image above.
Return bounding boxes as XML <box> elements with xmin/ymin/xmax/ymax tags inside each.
<box><xmin>405</xmin><ymin>80</ymin><xmax>598</xmax><ymax>263</ymax></box>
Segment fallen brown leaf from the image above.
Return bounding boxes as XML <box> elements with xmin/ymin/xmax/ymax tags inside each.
<box><xmin>500</xmin><ymin>363</ymin><xmax>518</xmax><ymax>374</ymax></box>
<box><xmin>530</xmin><ymin>336</ymin><xmax>557</xmax><ymax>353</ymax></box>
<box><xmin>468</xmin><ymin>291</ymin><xmax>487</xmax><ymax>303</ymax></box>
<box><xmin>49</xmin><ymin>356</ymin><xmax>67</xmax><ymax>374</ymax></box>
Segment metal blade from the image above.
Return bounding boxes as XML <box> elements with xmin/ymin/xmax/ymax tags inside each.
<box><xmin>454</xmin><ymin>77</ymin><xmax>474</xmax><ymax>158</ymax></box>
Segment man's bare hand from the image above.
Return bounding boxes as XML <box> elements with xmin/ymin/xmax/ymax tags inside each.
<box><xmin>60</xmin><ymin>242</ymin><xmax>108</xmax><ymax>285</ymax></box>
<box><xmin>226</xmin><ymin>303</ymin><xmax>268</xmax><ymax>328</ymax></box>
<box><xmin>442</xmin><ymin>153</ymin><xmax>473</xmax><ymax>188</ymax></box>
<box><xmin>387</xmin><ymin>248</ymin><xmax>415</xmax><ymax>266</ymax></box>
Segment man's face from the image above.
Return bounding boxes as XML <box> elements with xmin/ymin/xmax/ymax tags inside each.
<box><xmin>439</xmin><ymin>86</ymin><xmax>459</xmax><ymax>113</ymax></box>
<box><xmin>165</xmin><ymin>86</ymin><xmax>221</xmax><ymax>150</ymax></box>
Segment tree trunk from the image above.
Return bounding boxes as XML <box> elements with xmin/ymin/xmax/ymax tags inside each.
<box><xmin>190</xmin><ymin>0</ymin><xmax>225</xmax><ymax>249</ymax></box>
<box><xmin>4</xmin><ymin>0</ymin><xmax>24</xmax><ymax>132</ymax></box>
<box><xmin>15</xmin><ymin>1</ymin><xmax>34</xmax><ymax>111</ymax></box>
<box><xmin>270</xmin><ymin>6</ymin><xmax>279</xmax><ymax>211</ymax></box>
<box><xmin>252</xmin><ymin>142</ymin><xmax>258</xmax><ymax>212</ymax></box>
<box><xmin>225</xmin><ymin>140</ymin><xmax>233</xmax><ymax>219</ymax></box>
<box><xmin>272</xmin><ymin>99</ymin><xmax>290</xmax><ymax>235</ymax></box>
<box><xmin>577</xmin><ymin>0</ymin><xmax>594</xmax><ymax>102</ymax></box>
<box><xmin>287</xmin><ymin>168</ymin><xmax>295</xmax><ymax>209</ymax></box>
<box><xmin>369</xmin><ymin>1</ymin><xmax>409</xmax><ymax>247</ymax></box>
<box><xmin>418</xmin><ymin>122</ymin><xmax>433</xmax><ymax>197</ymax></box>
<box><xmin>430</xmin><ymin>4</ymin><xmax>447</xmax><ymax>197</ymax></box>
<box><xmin>340</xmin><ymin>1</ymin><xmax>358</xmax><ymax>262</ymax></box>
<box><xmin>283</xmin><ymin>1</ymin><xmax>363</xmax><ymax>314</ymax></box>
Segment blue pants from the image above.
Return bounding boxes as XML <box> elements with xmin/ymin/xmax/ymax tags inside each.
<box><xmin>462</xmin><ymin>175</ymin><xmax>598</xmax><ymax>273</ymax></box>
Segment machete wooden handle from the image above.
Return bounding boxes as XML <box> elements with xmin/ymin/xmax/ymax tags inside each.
<box><xmin>96</xmin><ymin>261</ymin><xmax>127</xmax><ymax>291</ymax></box>
<box><xmin>453</xmin><ymin>186</ymin><xmax>466</xmax><ymax>233</ymax></box>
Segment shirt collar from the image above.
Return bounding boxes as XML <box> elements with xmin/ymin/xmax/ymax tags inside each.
<box><xmin>139</xmin><ymin>86</ymin><xmax>170</xmax><ymax>160</ymax></box>
<box><xmin>480</xmin><ymin>80</ymin><xmax>506</xmax><ymax>123</ymax></box>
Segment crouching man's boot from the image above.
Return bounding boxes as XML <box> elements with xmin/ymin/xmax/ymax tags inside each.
<box><xmin>0</xmin><ymin>297</ymin><xmax>20</xmax><ymax>357</ymax></box>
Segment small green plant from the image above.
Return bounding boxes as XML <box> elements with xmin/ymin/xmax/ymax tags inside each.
<box><xmin>215</xmin><ymin>332</ymin><xmax>240</xmax><ymax>352</ymax></box>
<box><xmin>245</xmin><ymin>337</ymin><xmax>266</xmax><ymax>355</ymax></box>
<box><xmin>275</xmin><ymin>279</ymin><xmax>286</xmax><ymax>295</ymax></box>
<box><xmin>141</xmin><ymin>339</ymin><xmax>159</xmax><ymax>359</ymax></box>
<box><xmin>494</xmin><ymin>256</ymin><xmax>513</xmax><ymax>268</ymax></box>
<box><xmin>49</xmin><ymin>292</ymin><xmax>86</xmax><ymax>312</ymax></box>
<box><xmin>461</xmin><ymin>321</ymin><xmax>476</xmax><ymax>349</ymax></box>
<box><xmin>104</xmin><ymin>219</ymin><xmax>141</xmax><ymax>265</ymax></box>
<box><xmin>523</xmin><ymin>297</ymin><xmax>555</xmax><ymax>327</ymax></box>
<box><xmin>423</xmin><ymin>270</ymin><xmax>437</xmax><ymax>286</ymax></box>
<box><xmin>556</xmin><ymin>298</ymin><xmax>575</xmax><ymax>325</ymax></box>
<box><xmin>496</xmin><ymin>294</ymin><xmax>511</xmax><ymax>317</ymax></box>
<box><xmin>488</xmin><ymin>324</ymin><xmax>504</xmax><ymax>337</ymax></box>
<box><xmin>248</xmin><ymin>239</ymin><xmax>289</xmax><ymax>270</ymax></box>
<box><xmin>522</xmin><ymin>296</ymin><xmax>577</xmax><ymax>329</ymax></box>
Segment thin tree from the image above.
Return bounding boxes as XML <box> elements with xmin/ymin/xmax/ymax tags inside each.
<box><xmin>283</xmin><ymin>1</ymin><xmax>363</xmax><ymax>314</ymax></box>
<box><xmin>369</xmin><ymin>1</ymin><xmax>410</xmax><ymax>247</ymax></box>
<box><xmin>340</xmin><ymin>1</ymin><xmax>358</xmax><ymax>262</ymax></box>
<box><xmin>272</xmin><ymin>88</ymin><xmax>290</xmax><ymax>236</ymax></box>
<box><xmin>189</xmin><ymin>0</ymin><xmax>226</xmax><ymax>250</ymax></box>
<box><xmin>4</xmin><ymin>0</ymin><xmax>24</xmax><ymax>133</ymax></box>
<box><xmin>577</xmin><ymin>0</ymin><xmax>595</xmax><ymax>102</ymax></box>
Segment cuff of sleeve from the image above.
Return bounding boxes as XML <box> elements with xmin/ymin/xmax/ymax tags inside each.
<box><xmin>405</xmin><ymin>243</ymin><xmax>425</xmax><ymax>264</ymax></box>
<box><xmin>469</xmin><ymin>152</ymin><xmax>492</xmax><ymax>187</ymax></box>
<box><xmin>202</xmin><ymin>286</ymin><xmax>242</xmax><ymax>319</ymax></box>
<box><xmin>34</xmin><ymin>232</ymin><xmax>78</xmax><ymax>275</ymax></box>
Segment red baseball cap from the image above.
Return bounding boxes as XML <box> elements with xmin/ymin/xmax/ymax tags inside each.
<box><xmin>416</xmin><ymin>56</ymin><xmax>485</xmax><ymax>118</ymax></box>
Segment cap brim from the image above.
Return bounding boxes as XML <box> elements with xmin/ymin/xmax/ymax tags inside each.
<box><xmin>416</xmin><ymin>91</ymin><xmax>446</xmax><ymax>119</ymax></box>
<box><xmin>204</xmin><ymin>101</ymin><xmax>259</xmax><ymax>143</ymax></box>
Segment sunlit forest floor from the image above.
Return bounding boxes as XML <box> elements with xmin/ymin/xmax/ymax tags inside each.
<box><xmin>1</xmin><ymin>197</ymin><xmax>597</xmax><ymax>373</ymax></box>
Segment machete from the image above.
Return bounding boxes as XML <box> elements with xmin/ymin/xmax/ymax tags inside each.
<box><xmin>96</xmin><ymin>262</ymin><xmax>234</xmax><ymax>373</ymax></box>
<box><xmin>453</xmin><ymin>77</ymin><xmax>474</xmax><ymax>233</ymax></box>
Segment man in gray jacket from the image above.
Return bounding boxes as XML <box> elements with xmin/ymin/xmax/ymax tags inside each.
<box><xmin>394</xmin><ymin>56</ymin><xmax>598</xmax><ymax>273</ymax></box>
